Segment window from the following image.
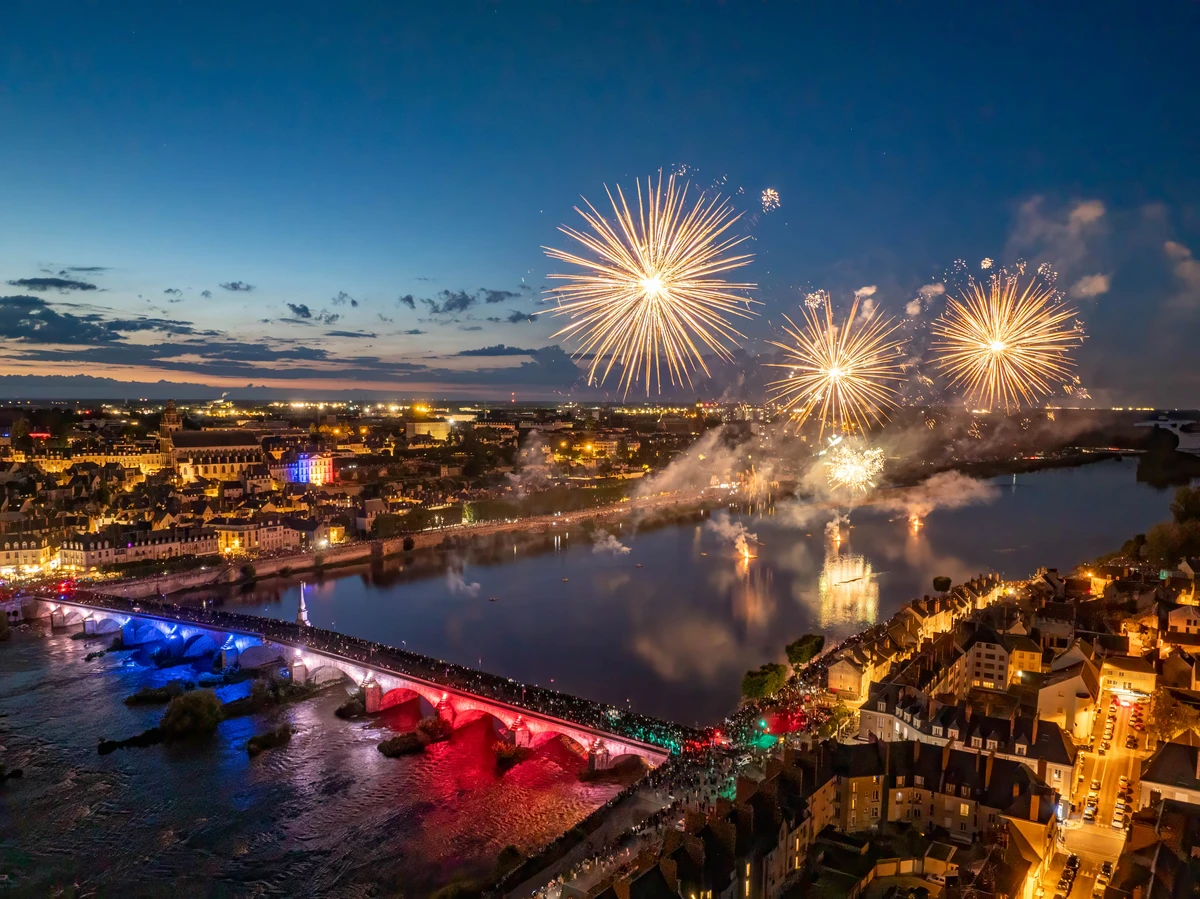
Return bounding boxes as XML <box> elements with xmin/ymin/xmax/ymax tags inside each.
<box><xmin>961</xmin><ymin>785</ymin><xmax>970</xmax><ymax>798</ymax></box>
<box><xmin>986</xmin><ymin>739</ymin><xmax>998</xmax><ymax>751</ymax></box>
<box><xmin>871</xmin><ymin>807</ymin><xmax>878</xmax><ymax>817</ymax></box>
<box><xmin>897</xmin><ymin>792</ymin><xmax>904</xmax><ymax>803</ymax></box>
<box><xmin>971</xmin><ymin>736</ymin><xmax>982</xmax><ymax>748</ymax></box>
<box><xmin>915</xmin><ymin>776</ymin><xmax>924</xmax><ymax>787</ymax></box>
<box><xmin>877</xmin><ymin>701</ymin><xmax>886</xmax><ymax>711</ymax></box>
<box><xmin>932</xmin><ymin>726</ymin><xmax>943</xmax><ymax>737</ymax></box>
<box><xmin>896</xmin><ymin>776</ymin><xmax>906</xmax><ymax>787</ymax></box>
<box><xmin>960</xmin><ymin>822</ymin><xmax>968</xmax><ymax>832</ymax></box>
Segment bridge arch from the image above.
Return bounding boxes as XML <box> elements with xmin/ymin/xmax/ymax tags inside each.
<box><xmin>183</xmin><ymin>634</ymin><xmax>218</xmax><ymax>657</ymax></box>
<box><xmin>308</xmin><ymin>665</ymin><xmax>355</xmax><ymax>686</ymax></box>
<box><xmin>379</xmin><ymin>685</ymin><xmax>440</xmax><ymax>715</ymax></box>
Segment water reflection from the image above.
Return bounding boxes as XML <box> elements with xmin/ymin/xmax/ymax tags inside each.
<box><xmin>197</xmin><ymin>460</ymin><xmax>1175</xmax><ymax>725</ymax></box>
<box><xmin>816</xmin><ymin>550</ymin><xmax>880</xmax><ymax>628</ymax></box>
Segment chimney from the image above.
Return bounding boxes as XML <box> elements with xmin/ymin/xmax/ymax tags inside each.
<box><xmin>914</xmin><ymin>740</ymin><xmax>920</xmax><ymax>763</ymax></box>
<box><xmin>1032</xmin><ymin>717</ymin><xmax>1039</xmax><ymax>743</ymax></box>
<box><xmin>1013</xmin><ymin>782</ymin><xmax>1021</xmax><ymax>799</ymax></box>
<box><xmin>942</xmin><ymin>741</ymin><xmax>952</xmax><ymax>772</ymax></box>
<box><xmin>985</xmin><ymin>752</ymin><xmax>995</xmax><ymax>789</ymax></box>
<box><xmin>1029</xmin><ymin>792</ymin><xmax>1040</xmax><ymax>823</ymax></box>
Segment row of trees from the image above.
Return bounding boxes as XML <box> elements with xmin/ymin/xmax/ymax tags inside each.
<box><xmin>1119</xmin><ymin>485</ymin><xmax>1200</xmax><ymax>566</ymax></box>
<box><xmin>741</xmin><ymin>633</ymin><xmax>826</xmax><ymax>700</ymax></box>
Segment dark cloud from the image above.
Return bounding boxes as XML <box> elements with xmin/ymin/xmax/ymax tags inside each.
<box><xmin>7</xmin><ymin>277</ymin><xmax>98</xmax><ymax>292</ymax></box>
<box><xmin>163</xmin><ymin>288</ymin><xmax>183</xmax><ymax>302</ymax></box>
<box><xmin>103</xmin><ymin>317</ymin><xmax>209</xmax><ymax>337</ymax></box>
<box><xmin>507</xmin><ymin>310</ymin><xmax>536</xmax><ymax>323</ymax></box>
<box><xmin>286</xmin><ymin>303</ymin><xmax>312</xmax><ymax>319</ymax></box>
<box><xmin>62</xmin><ymin>266</ymin><xmax>109</xmax><ymax>273</ymax></box>
<box><xmin>424</xmin><ymin>290</ymin><xmax>477</xmax><ymax>316</ymax></box>
<box><xmin>402</xmin><ymin>328</ymin><xmax>426</xmax><ymax>335</ymax></box>
<box><xmin>377</xmin><ymin>312</ymin><xmax>395</xmax><ymax>323</ymax></box>
<box><xmin>398</xmin><ymin>294</ymin><xmax>416</xmax><ymax>309</ymax></box>
<box><xmin>219</xmin><ymin>281</ymin><xmax>255</xmax><ymax>292</ymax></box>
<box><xmin>331</xmin><ymin>291</ymin><xmax>359</xmax><ymax>307</ymax></box>
<box><xmin>415</xmin><ymin>276</ymin><xmax>435</xmax><ymax>282</ymax></box>
<box><xmin>482</xmin><ymin>289</ymin><xmax>519</xmax><ymax>304</ymax></box>
<box><xmin>455</xmin><ymin>345</ymin><xmax>538</xmax><ymax>357</ymax></box>
<box><xmin>201</xmin><ymin>290</ymin><xmax>212</xmax><ymax>299</ymax></box>
<box><xmin>486</xmin><ymin>316</ymin><xmax>502</xmax><ymax>323</ymax></box>
<box><xmin>519</xmin><ymin>284</ymin><xmax>534</xmax><ymax>293</ymax></box>
<box><xmin>317</xmin><ymin>311</ymin><xmax>340</xmax><ymax>325</ymax></box>
<box><xmin>458</xmin><ymin>324</ymin><xmax>483</xmax><ymax>331</ymax></box>
<box><xmin>326</xmin><ymin>330</ymin><xmax>377</xmax><ymax>339</ymax></box>
<box><xmin>0</xmin><ymin>295</ymin><xmax>121</xmax><ymax>344</ymax></box>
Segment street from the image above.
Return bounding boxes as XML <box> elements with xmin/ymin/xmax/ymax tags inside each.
<box><xmin>1043</xmin><ymin>690</ymin><xmax>1147</xmax><ymax>896</ymax></box>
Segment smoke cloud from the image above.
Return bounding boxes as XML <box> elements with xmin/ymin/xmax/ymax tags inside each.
<box><xmin>876</xmin><ymin>470</ymin><xmax>999</xmax><ymax>521</ymax></box>
<box><xmin>446</xmin><ymin>569</ymin><xmax>481</xmax><ymax>598</ymax></box>
<box><xmin>706</xmin><ymin>511</ymin><xmax>758</xmax><ymax>558</ymax></box>
<box><xmin>592</xmin><ymin>530</ymin><xmax>631</xmax><ymax>555</ymax></box>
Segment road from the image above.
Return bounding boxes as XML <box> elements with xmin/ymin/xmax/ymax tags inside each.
<box><xmin>1043</xmin><ymin>690</ymin><xmax>1147</xmax><ymax>896</ymax></box>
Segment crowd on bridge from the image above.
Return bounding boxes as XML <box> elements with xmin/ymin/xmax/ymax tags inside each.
<box><xmin>34</xmin><ymin>588</ymin><xmax>695</xmax><ymax>754</ymax></box>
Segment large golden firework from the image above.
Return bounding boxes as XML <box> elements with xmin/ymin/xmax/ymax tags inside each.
<box><xmin>543</xmin><ymin>172</ymin><xmax>756</xmax><ymax>395</ymax></box>
<box><xmin>931</xmin><ymin>270</ymin><xmax>1083</xmax><ymax>411</ymax></box>
<box><xmin>767</xmin><ymin>295</ymin><xmax>906</xmax><ymax>437</ymax></box>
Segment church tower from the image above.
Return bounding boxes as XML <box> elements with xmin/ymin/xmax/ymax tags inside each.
<box><xmin>296</xmin><ymin>582</ymin><xmax>311</xmax><ymax>626</ymax></box>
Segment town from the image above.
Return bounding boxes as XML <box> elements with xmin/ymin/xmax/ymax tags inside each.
<box><xmin>511</xmin><ymin>540</ymin><xmax>1200</xmax><ymax>899</ymax></box>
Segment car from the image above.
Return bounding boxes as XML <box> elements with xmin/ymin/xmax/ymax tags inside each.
<box><xmin>1066</xmin><ymin>855</ymin><xmax>1080</xmax><ymax>869</ymax></box>
<box><xmin>1101</xmin><ymin>862</ymin><xmax>1113</xmax><ymax>879</ymax></box>
<box><xmin>1083</xmin><ymin>809</ymin><xmax>1096</xmax><ymax>822</ymax></box>
<box><xmin>1101</xmin><ymin>740</ymin><xmax>1111</xmax><ymax>750</ymax></box>
<box><xmin>1119</xmin><ymin>776</ymin><xmax>1129</xmax><ymax>785</ymax></box>
<box><xmin>1099</xmin><ymin>746</ymin><xmax>1107</xmax><ymax>756</ymax></box>
<box><xmin>1092</xmin><ymin>779</ymin><xmax>1102</xmax><ymax>791</ymax></box>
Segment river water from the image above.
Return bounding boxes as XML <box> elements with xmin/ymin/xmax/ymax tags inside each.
<box><xmin>0</xmin><ymin>633</ymin><xmax>621</xmax><ymax>897</ymax></box>
<box><xmin>213</xmin><ymin>458</ymin><xmax>1173</xmax><ymax>726</ymax></box>
<box><xmin>0</xmin><ymin>459</ymin><xmax>1175</xmax><ymax>896</ymax></box>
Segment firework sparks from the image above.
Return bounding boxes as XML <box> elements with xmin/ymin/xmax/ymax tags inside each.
<box><xmin>804</xmin><ymin>289</ymin><xmax>830</xmax><ymax>309</ymax></box>
<box><xmin>761</xmin><ymin>188</ymin><xmax>780</xmax><ymax>212</ymax></box>
<box><xmin>767</xmin><ymin>295</ymin><xmax>907</xmax><ymax>437</ymax></box>
<box><xmin>980</xmin><ymin>257</ymin><xmax>994</xmax><ymax>270</ymax></box>
<box><xmin>543</xmin><ymin>172</ymin><xmax>756</xmax><ymax>395</ymax></box>
<box><xmin>930</xmin><ymin>268</ymin><xmax>1083</xmax><ymax>412</ymax></box>
<box><xmin>825</xmin><ymin>440</ymin><xmax>886</xmax><ymax>493</ymax></box>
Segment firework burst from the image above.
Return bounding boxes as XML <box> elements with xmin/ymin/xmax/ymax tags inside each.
<box><xmin>761</xmin><ymin>188</ymin><xmax>780</xmax><ymax>212</ymax></box>
<box><xmin>825</xmin><ymin>440</ymin><xmax>886</xmax><ymax>493</ymax></box>
<box><xmin>930</xmin><ymin>268</ymin><xmax>1083</xmax><ymax>411</ymax></box>
<box><xmin>767</xmin><ymin>295</ymin><xmax>907</xmax><ymax>437</ymax></box>
<box><xmin>543</xmin><ymin>172</ymin><xmax>756</xmax><ymax>395</ymax></box>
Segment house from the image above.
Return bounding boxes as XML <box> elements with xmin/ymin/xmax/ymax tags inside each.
<box><xmin>1037</xmin><ymin>656</ymin><xmax>1100</xmax><ymax>742</ymax></box>
<box><xmin>59</xmin><ymin>526</ymin><xmax>217</xmax><ymax>571</ymax></box>
<box><xmin>1100</xmin><ymin>654</ymin><xmax>1158</xmax><ymax>697</ymax></box>
<box><xmin>1138</xmin><ymin>730</ymin><xmax>1200</xmax><ymax>809</ymax></box>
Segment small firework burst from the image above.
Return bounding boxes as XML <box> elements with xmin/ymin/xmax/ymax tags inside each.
<box><xmin>761</xmin><ymin>188</ymin><xmax>781</xmax><ymax>212</ymax></box>
<box><xmin>825</xmin><ymin>440</ymin><xmax>886</xmax><ymax>493</ymax></box>
<box><xmin>804</xmin><ymin>289</ymin><xmax>830</xmax><ymax>309</ymax></box>
<box><xmin>980</xmin><ymin>257</ymin><xmax>994</xmax><ymax>270</ymax></box>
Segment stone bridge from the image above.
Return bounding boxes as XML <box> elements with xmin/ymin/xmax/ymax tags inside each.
<box><xmin>29</xmin><ymin>596</ymin><xmax>671</xmax><ymax>769</ymax></box>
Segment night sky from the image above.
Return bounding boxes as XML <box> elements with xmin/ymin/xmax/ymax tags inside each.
<box><xmin>2</xmin><ymin>2</ymin><xmax>1198</xmax><ymax>402</ymax></box>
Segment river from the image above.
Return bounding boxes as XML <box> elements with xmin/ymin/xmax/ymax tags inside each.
<box><xmin>209</xmin><ymin>458</ymin><xmax>1173</xmax><ymax>726</ymax></box>
<box><xmin>0</xmin><ymin>458</ymin><xmax>1176</xmax><ymax>897</ymax></box>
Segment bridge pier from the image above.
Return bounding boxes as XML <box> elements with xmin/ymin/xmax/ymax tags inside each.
<box><xmin>435</xmin><ymin>695</ymin><xmax>457</xmax><ymax>725</ymax></box>
<box><xmin>588</xmin><ymin>739</ymin><xmax>612</xmax><ymax>771</ymax></box>
<box><xmin>289</xmin><ymin>658</ymin><xmax>308</xmax><ymax>685</ymax></box>
<box><xmin>363</xmin><ymin>679</ymin><xmax>383</xmax><ymax>714</ymax></box>
<box><xmin>50</xmin><ymin>609</ymin><xmax>68</xmax><ymax>629</ymax></box>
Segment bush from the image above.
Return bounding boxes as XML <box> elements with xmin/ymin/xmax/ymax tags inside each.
<box><xmin>403</xmin><ymin>536</ymin><xmax>415</xmax><ymax>552</ymax></box>
<box><xmin>932</xmin><ymin>576</ymin><xmax>952</xmax><ymax>593</ymax></box>
<box><xmin>239</xmin><ymin>563</ymin><xmax>256</xmax><ymax>581</ymax></box>
<box><xmin>0</xmin><ymin>613</ymin><xmax>8</xmax><ymax>642</ymax></box>
<box><xmin>159</xmin><ymin>689</ymin><xmax>224</xmax><ymax>739</ymax></box>
<box><xmin>416</xmin><ymin>714</ymin><xmax>453</xmax><ymax>744</ymax></box>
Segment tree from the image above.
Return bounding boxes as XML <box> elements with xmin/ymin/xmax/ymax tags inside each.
<box><xmin>1148</xmin><ymin>687</ymin><xmax>1200</xmax><ymax>743</ymax></box>
<box><xmin>932</xmin><ymin>576</ymin><xmax>952</xmax><ymax>593</ymax></box>
<box><xmin>1144</xmin><ymin>520</ymin><xmax>1200</xmax><ymax>567</ymax></box>
<box><xmin>372</xmin><ymin>513</ymin><xmax>407</xmax><ymax>539</ymax></box>
<box><xmin>159</xmin><ymin>689</ymin><xmax>224</xmax><ymax>738</ymax></box>
<box><xmin>785</xmin><ymin>634</ymin><xmax>825</xmax><ymax>669</ymax></box>
<box><xmin>1172</xmin><ymin>485</ymin><xmax>1200</xmax><ymax>525</ymax></box>
<box><xmin>402</xmin><ymin>536</ymin><xmax>415</xmax><ymax>552</ymax></box>
<box><xmin>741</xmin><ymin>663</ymin><xmax>789</xmax><ymax>701</ymax></box>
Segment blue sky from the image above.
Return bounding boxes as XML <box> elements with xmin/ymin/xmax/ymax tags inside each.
<box><xmin>1</xmin><ymin>2</ymin><xmax>1198</xmax><ymax>402</ymax></box>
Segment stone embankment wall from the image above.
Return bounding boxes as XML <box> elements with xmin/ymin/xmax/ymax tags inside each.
<box><xmin>96</xmin><ymin>530</ymin><xmax>451</xmax><ymax>599</ymax></box>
